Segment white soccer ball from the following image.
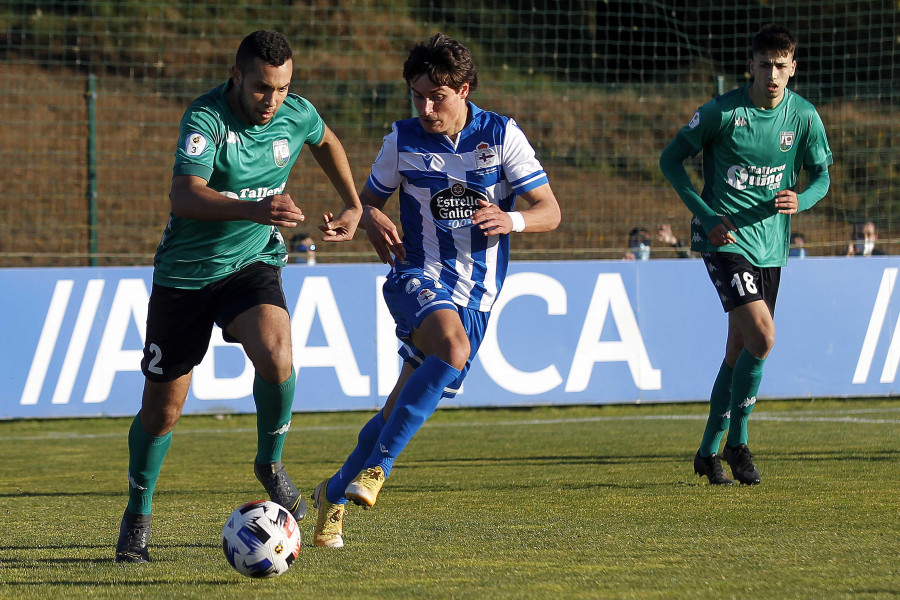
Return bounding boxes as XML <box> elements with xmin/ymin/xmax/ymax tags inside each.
<box><xmin>222</xmin><ymin>500</ymin><xmax>301</xmax><ymax>578</ymax></box>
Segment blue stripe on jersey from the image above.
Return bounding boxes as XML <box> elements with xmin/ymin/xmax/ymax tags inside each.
<box><xmin>368</xmin><ymin>103</ymin><xmax>547</xmax><ymax>311</ymax></box>
<box><xmin>510</xmin><ymin>171</ymin><xmax>549</xmax><ymax>193</ymax></box>
<box><xmin>366</xmin><ymin>173</ymin><xmax>394</xmax><ymax>198</ymax></box>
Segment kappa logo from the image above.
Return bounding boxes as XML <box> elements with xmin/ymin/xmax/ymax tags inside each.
<box><xmin>273</xmin><ymin>138</ymin><xmax>291</xmax><ymax>167</ymax></box>
<box><xmin>185</xmin><ymin>132</ymin><xmax>207</xmax><ymax>156</ymax></box>
<box><xmin>268</xmin><ymin>420</ymin><xmax>291</xmax><ymax>436</ymax></box>
<box><xmin>735</xmin><ymin>116</ymin><xmax>748</xmax><ymax>127</ymax></box>
<box><xmin>738</xmin><ymin>396</ymin><xmax>756</xmax><ymax>409</ymax></box>
<box><xmin>779</xmin><ymin>131</ymin><xmax>795</xmax><ymax>152</ymax></box>
<box><xmin>128</xmin><ymin>472</ymin><xmax>148</xmax><ymax>491</ymax></box>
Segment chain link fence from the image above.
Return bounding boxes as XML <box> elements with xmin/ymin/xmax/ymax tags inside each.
<box><xmin>1</xmin><ymin>0</ymin><xmax>898</xmax><ymax>266</ymax></box>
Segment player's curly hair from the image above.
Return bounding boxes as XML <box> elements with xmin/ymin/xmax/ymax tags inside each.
<box><xmin>236</xmin><ymin>30</ymin><xmax>293</xmax><ymax>71</ymax></box>
<box><xmin>752</xmin><ymin>24</ymin><xmax>797</xmax><ymax>57</ymax></box>
<box><xmin>403</xmin><ymin>33</ymin><xmax>479</xmax><ymax>93</ymax></box>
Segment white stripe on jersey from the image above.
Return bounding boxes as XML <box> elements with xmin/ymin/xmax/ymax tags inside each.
<box><xmin>366</xmin><ymin>103</ymin><xmax>548</xmax><ymax>312</ymax></box>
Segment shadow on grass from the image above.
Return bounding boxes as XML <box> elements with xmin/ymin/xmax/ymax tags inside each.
<box><xmin>404</xmin><ymin>447</ymin><xmax>900</xmax><ymax>468</ymax></box>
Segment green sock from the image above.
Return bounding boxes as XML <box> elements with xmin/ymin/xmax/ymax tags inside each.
<box><xmin>126</xmin><ymin>413</ymin><xmax>172</xmax><ymax>516</ymax></box>
<box><xmin>253</xmin><ymin>369</ymin><xmax>296</xmax><ymax>465</ymax></box>
<box><xmin>699</xmin><ymin>359</ymin><xmax>733</xmax><ymax>457</ymax></box>
<box><xmin>727</xmin><ymin>349</ymin><xmax>765</xmax><ymax>447</ymax></box>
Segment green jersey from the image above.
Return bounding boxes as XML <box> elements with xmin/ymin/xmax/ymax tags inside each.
<box><xmin>672</xmin><ymin>84</ymin><xmax>832</xmax><ymax>267</ymax></box>
<box><xmin>153</xmin><ymin>81</ymin><xmax>326</xmax><ymax>288</ymax></box>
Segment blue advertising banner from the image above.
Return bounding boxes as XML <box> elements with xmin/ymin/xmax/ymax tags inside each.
<box><xmin>2</xmin><ymin>257</ymin><xmax>898</xmax><ymax>419</ymax></box>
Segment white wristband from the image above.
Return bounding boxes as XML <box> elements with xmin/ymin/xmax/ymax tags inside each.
<box><xmin>508</xmin><ymin>211</ymin><xmax>526</xmax><ymax>233</ymax></box>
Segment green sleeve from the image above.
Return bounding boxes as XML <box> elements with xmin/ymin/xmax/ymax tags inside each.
<box><xmin>659</xmin><ymin>137</ymin><xmax>721</xmax><ymax>233</ymax></box>
<box><xmin>797</xmin><ymin>166</ymin><xmax>830</xmax><ymax>212</ymax></box>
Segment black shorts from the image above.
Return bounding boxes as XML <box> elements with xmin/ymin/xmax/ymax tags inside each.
<box><xmin>141</xmin><ymin>262</ymin><xmax>287</xmax><ymax>383</ymax></box>
<box><xmin>701</xmin><ymin>252</ymin><xmax>780</xmax><ymax>316</ymax></box>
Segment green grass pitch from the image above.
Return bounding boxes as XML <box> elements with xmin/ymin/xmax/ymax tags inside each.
<box><xmin>0</xmin><ymin>398</ymin><xmax>898</xmax><ymax>599</ymax></box>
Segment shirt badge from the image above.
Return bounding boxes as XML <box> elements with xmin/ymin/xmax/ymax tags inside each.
<box><xmin>779</xmin><ymin>131</ymin><xmax>795</xmax><ymax>152</ymax></box>
<box><xmin>185</xmin><ymin>133</ymin><xmax>207</xmax><ymax>156</ymax></box>
<box><xmin>273</xmin><ymin>138</ymin><xmax>291</xmax><ymax>168</ymax></box>
<box><xmin>475</xmin><ymin>142</ymin><xmax>497</xmax><ymax>166</ymax></box>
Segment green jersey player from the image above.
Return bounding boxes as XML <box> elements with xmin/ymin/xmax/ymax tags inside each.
<box><xmin>115</xmin><ymin>30</ymin><xmax>362</xmax><ymax>563</ymax></box>
<box><xmin>660</xmin><ymin>24</ymin><xmax>832</xmax><ymax>485</ymax></box>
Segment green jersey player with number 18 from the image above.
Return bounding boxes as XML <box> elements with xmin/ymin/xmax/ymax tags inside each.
<box><xmin>114</xmin><ymin>30</ymin><xmax>362</xmax><ymax>563</ymax></box>
<box><xmin>660</xmin><ymin>24</ymin><xmax>832</xmax><ymax>485</ymax></box>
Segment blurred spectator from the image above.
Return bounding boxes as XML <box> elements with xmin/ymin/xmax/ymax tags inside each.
<box><xmin>624</xmin><ymin>224</ymin><xmax>692</xmax><ymax>260</ymax></box>
<box><xmin>623</xmin><ymin>227</ymin><xmax>651</xmax><ymax>261</ymax></box>
<box><xmin>789</xmin><ymin>232</ymin><xmax>807</xmax><ymax>258</ymax></box>
<box><xmin>290</xmin><ymin>232</ymin><xmax>318</xmax><ymax>265</ymax></box>
<box><xmin>845</xmin><ymin>221</ymin><xmax>884</xmax><ymax>256</ymax></box>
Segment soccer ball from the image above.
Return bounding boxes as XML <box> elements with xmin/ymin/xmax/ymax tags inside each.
<box><xmin>222</xmin><ymin>500</ymin><xmax>301</xmax><ymax>578</ymax></box>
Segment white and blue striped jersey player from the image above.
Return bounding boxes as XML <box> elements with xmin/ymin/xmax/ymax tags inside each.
<box><xmin>365</xmin><ymin>102</ymin><xmax>550</xmax><ymax>388</ymax></box>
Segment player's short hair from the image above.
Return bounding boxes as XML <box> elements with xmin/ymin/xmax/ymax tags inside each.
<box><xmin>236</xmin><ymin>30</ymin><xmax>293</xmax><ymax>72</ymax></box>
<box><xmin>403</xmin><ymin>33</ymin><xmax>479</xmax><ymax>93</ymax></box>
<box><xmin>752</xmin><ymin>24</ymin><xmax>797</xmax><ymax>58</ymax></box>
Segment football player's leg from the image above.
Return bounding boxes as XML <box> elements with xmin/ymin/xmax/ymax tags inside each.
<box><xmin>228</xmin><ymin>303</ymin><xmax>295</xmax><ymax>465</ymax></box>
<box><xmin>726</xmin><ymin>301</ymin><xmax>773</xmax><ymax>447</ymax></box>
<box><xmin>229</xmin><ymin>303</ymin><xmax>308</xmax><ymax>520</ymax></box>
<box><xmin>117</xmin><ymin>375</ymin><xmax>189</xmax><ymax>562</ymax></box>
<box><xmin>127</xmin><ymin>376</ymin><xmax>190</xmax><ymax>515</ymax></box>
<box><xmin>325</xmin><ymin>364</ymin><xmax>415</xmax><ymax>503</ymax></box>
<box><xmin>364</xmin><ymin>309</ymin><xmax>466</xmax><ymax>476</ymax></box>
<box><xmin>698</xmin><ymin>358</ymin><xmax>734</xmax><ymax>457</ymax></box>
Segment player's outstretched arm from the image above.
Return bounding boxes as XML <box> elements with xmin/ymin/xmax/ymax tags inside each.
<box><xmin>309</xmin><ymin>125</ymin><xmax>363</xmax><ymax>242</ymax></box>
<box><xmin>359</xmin><ymin>187</ymin><xmax>405</xmax><ymax>266</ymax></box>
<box><xmin>471</xmin><ymin>183</ymin><xmax>561</xmax><ymax>236</ymax></box>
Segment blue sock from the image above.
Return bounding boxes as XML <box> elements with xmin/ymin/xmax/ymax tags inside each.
<box><xmin>326</xmin><ymin>410</ymin><xmax>385</xmax><ymax>504</ymax></box>
<box><xmin>364</xmin><ymin>356</ymin><xmax>461</xmax><ymax>477</ymax></box>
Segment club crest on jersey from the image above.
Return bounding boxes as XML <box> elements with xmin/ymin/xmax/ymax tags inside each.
<box><xmin>273</xmin><ymin>138</ymin><xmax>291</xmax><ymax>168</ymax></box>
<box><xmin>779</xmin><ymin>131</ymin><xmax>795</xmax><ymax>152</ymax></box>
<box><xmin>475</xmin><ymin>142</ymin><xmax>497</xmax><ymax>167</ymax></box>
<box><xmin>416</xmin><ymin>288</ymin><xmax>437</xmax><ymax>307</ymax></box>
<box><xmin>185</xmin><ymin>132</ymin><xmax>207</xmax><ymax>156</ymax></box>
<box><xmin>430</xmin><ymin>184</ymin><xmax>488</xmax><ymax>228</ymax></box>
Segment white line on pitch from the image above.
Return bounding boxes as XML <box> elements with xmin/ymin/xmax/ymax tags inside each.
<box><xmin>0</xmin><ymin>407</ymin><xmax>897</xmax><ymax>441</ymax></box>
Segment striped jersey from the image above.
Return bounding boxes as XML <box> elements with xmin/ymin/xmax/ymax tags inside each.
<box><xmin>366</xmin><ymin>103</ymin><xmax>549</xmax><ymax>311</ymax></box>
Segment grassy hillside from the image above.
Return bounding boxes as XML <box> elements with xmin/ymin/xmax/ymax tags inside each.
<box><xmin>1</xmin><ymin>1</ymin><xmax>897</xmax><ymax>265</ymax></box>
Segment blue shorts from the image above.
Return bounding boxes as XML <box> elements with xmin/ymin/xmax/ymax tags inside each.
<box><xmin>382</xmin><ymin>270</ymin><xmax>489</xmax><ymax>397</ymax></box>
